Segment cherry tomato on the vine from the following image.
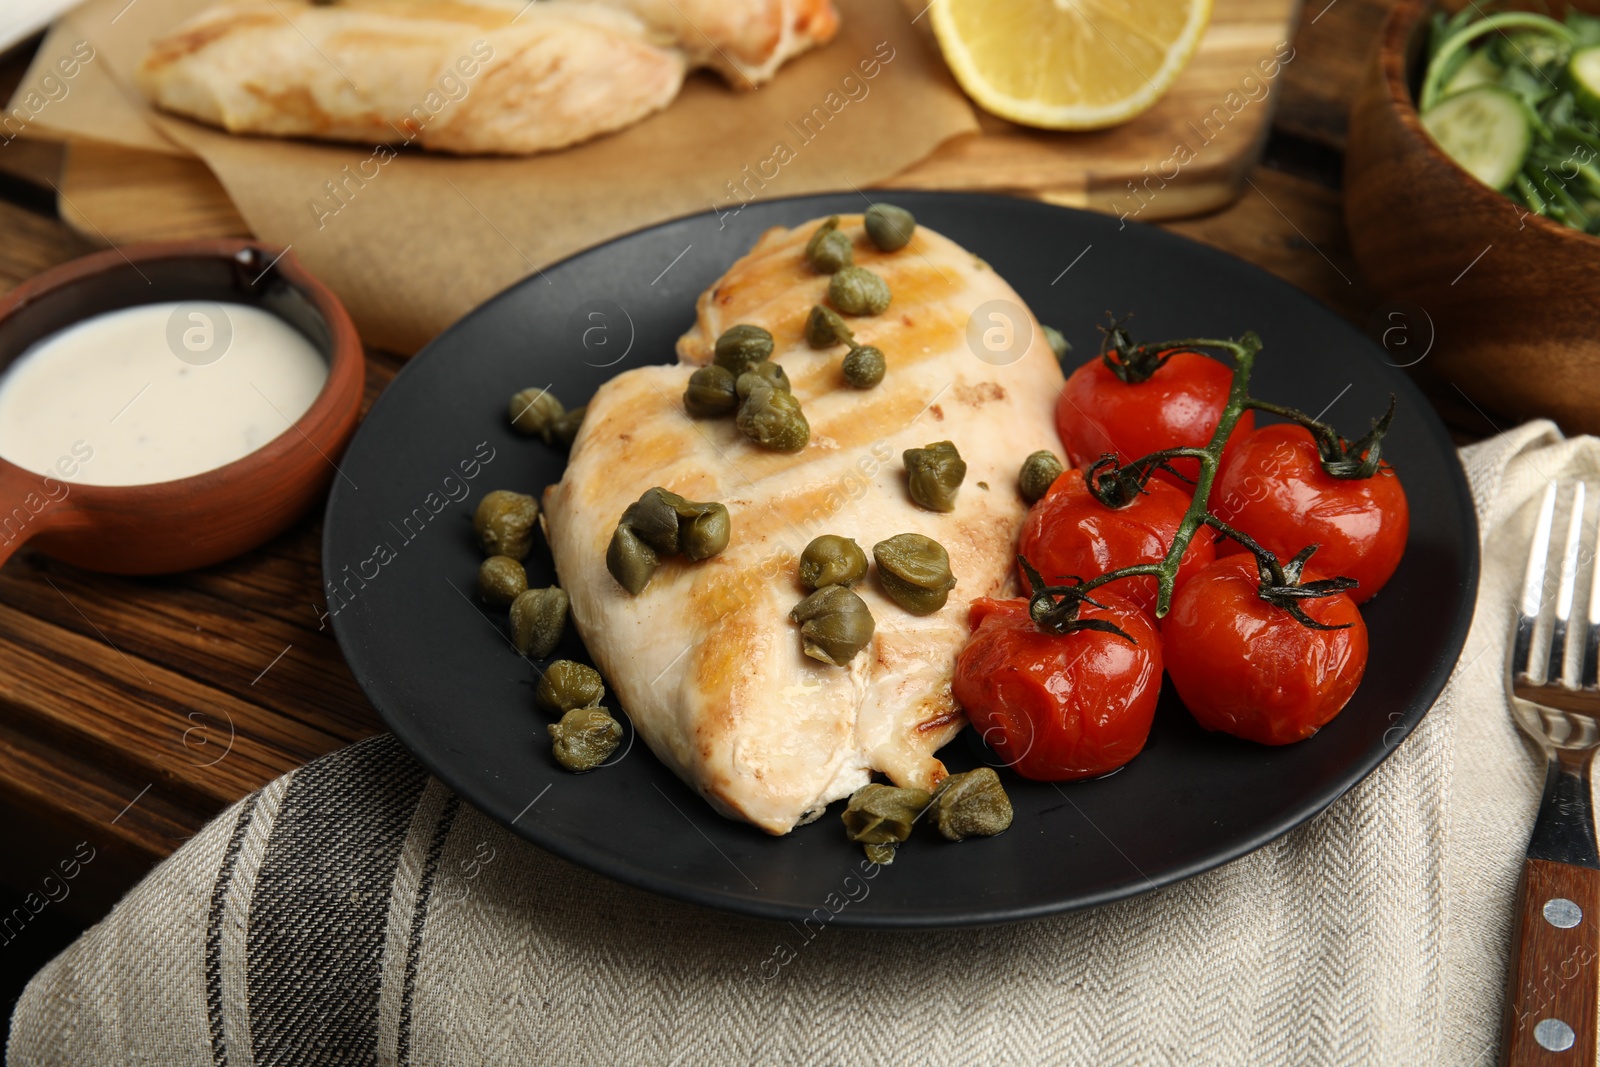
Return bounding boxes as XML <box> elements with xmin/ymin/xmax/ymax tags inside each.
<box><xmin>1161</xmin><ymin>555</ymin><xmax>1368</xmax><ymax>746</ymax></box>
<box><xmin>1017</xmin><ymin>473</ymin><xmax>1214</xmax><ymax>617</ymax></box>
<box><xmin>1055</xmin><ymin>350</ymin><xmax>1254</xmax><ymax>489</ymax></box>
<box><xmin>1210</xmin><ymin>423</ymin><xmax>1408</xmax><ymax>603</ymax></box>
<box><xmin>953</xmin><ymin>594</ymin><xmax>1163</xmax><ymax>781</ymax></box>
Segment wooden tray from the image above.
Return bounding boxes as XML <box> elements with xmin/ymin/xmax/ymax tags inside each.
<box><xmin>54</xmin><ymin>0</ymin><xmax>1299</xmax><ymax>245</ymax></box>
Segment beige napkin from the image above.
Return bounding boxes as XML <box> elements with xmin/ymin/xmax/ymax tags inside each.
<box><xmin>11</xmin><ymin>0</ymin><xmax>978</xmax><ymax>352</ymax></box>
<box><xmin>5</xmin><ymin>421</ymin><xmax>1582</xmax><ymax>1065</ymax></box>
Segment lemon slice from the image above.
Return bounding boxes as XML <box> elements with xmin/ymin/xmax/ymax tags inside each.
<box><xmin>929</xmin><ymin>0</ymin><xmax>1214</xmax><ymax>130</ymax></box>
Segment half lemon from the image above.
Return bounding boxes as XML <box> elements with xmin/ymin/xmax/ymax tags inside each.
<box><xmin>929</xmin><ymin>0</ymin><xmax>1214</xmax><ymax>130</ymax></box>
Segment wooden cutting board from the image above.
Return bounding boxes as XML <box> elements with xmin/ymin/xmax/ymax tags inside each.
<box><xmin>54</xmin><ymin>0</ymin><xmax>1300</xmax><ymax>245</ymax></box>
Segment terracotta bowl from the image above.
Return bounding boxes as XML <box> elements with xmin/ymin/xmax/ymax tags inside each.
<box><xmin>1346</xmin><ymin>0</ymin><xmax>1600</xmax><ymax>433</ymax></box>
<box><xmin>0</xmin><ymin>240</ymin><xmax>364</xmax><ymax>574</ymax></box>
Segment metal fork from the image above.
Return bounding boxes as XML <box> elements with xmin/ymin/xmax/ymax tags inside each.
<box><xmin>1502</xmin><ymin>482</ymin><xmax>1600</xmax><ymax>1065</ymax></box>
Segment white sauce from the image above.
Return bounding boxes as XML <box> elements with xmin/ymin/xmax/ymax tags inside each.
<box><xmin>0</xmin><ymin>301</ymin><xmax>329</xmax><ymax>487</ymax></box>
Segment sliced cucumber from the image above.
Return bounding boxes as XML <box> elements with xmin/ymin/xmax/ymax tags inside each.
<box><xmin>1569</xmin><ymin>46</ymin><xmax>1600</xmax><ymax>119</ymax></box>
<box><xmin>1442</xmin><ymin>49</ymin><xmax>1501</xmax><ymax>95</ymax></box>
<box><xmin>1421</xmin><ymin>86</ymin><xmax>1532</xmax><ymax>191</ymax></box>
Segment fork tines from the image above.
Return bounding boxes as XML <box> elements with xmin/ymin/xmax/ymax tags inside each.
<box><xmin>1514</xmin><ymin>482</ymin><xmax>1600</xmax><ymax>693</ymax></box>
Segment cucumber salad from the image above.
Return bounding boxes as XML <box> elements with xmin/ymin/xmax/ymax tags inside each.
<box><xmin>1420</xmin><ymin>7</ymin><xmax>1600</xmax><ymax>232</ymax></box>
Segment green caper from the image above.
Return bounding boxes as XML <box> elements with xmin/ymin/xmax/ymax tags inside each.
<box><xmin>677</xmin><ymin>501</ymin><xmax>731</xmax><ymax>562</ymax></box>
<box><xmin>621</xmin><ymin>487</ymin><xmax>687</xmax><ymax>556</ymax></box>
<box><xmin>805</xmin><ymin>304</ymin><xmax>855</xmax><ymax>349</ymax></box>
<box><xmin>904</xmin><ymin>440</ymin><xmax>966</xmax><ymax>512</ymax></box>
<box><xmin>804</xmin><ymin>216</ymin><xmax>841</xmax><ymax>262</ymax></box>
<box><xmin>790</xmin><ymin>584</ymin><xmax>875</xmax><ymax>666</ymax></box>
<box><xmin>828</xmin><ymin>266</ymin><xmax>891</xmax><ymax>316</ymax></box>
<box><xmin>864</xmin><ymin>203</ymin><xmax>916</xmax><ymax>252</ymax></box>
<box><xmin>477</xmin><ymin>555</ymin><xmax>527</xmax><ymax>608</ymax></box>
<box><xmin>1042</xmin><ymin>325</ymin><xmax>1070</xmax><ymax>362</ymax></box>
<box><xmin>931</xmin><ymin>768</ymin><xmax>1013</xmax><ymax>841</ymax></box>
<box><xmin>684</xmin><ymin>365</ymin><xmax>739</xmax><ymax>418</ymax></box>
<box><xmin>862</xmin><ymin>842</ymin><xmax>897</xmax><ymax>865</ymax></box>
<box><xmin>606</xmin><ymin>524</ymin><xmax>658</xmax><ymax>595</ymax></box>
<box><xmin>548</xmin><ymin>706</ymin><xmax>622</xmax><ymax>772</ymax></box>
<box><xmin>736</xmin><ymin>383</ymin><xmax>809</xmax><ymax>452</ymax></box>
<box><xmin>799</xmin><ymin>534</ymin><xmax>868</xmax><ymax>590</ymax></box>
<box><xmin>735</xmin><ymin>361</ymin><xmax>790</xmax><ymax>399</ymax></box>
<box><xmin>473</xmin><ymin>490</ymin><xmax>539</xmax><ymax>560</ymax></box>
<box><xmin>842</xmin><ymin>783</ymin><xmax>931</xmax><ymax>845</ymax></box>
<box><xmin>1018</xmin><ymin>450</ymin><xmax>1065</xmax><ymax>504</ymax></box>
<box><xmin>550</xmin><ymin>404</ymin><xmax>586</xmax><ymax>447</ymax></box>
<box><xmin>509</xmin><ymin>388</ymin><xmax>564</xmax><ymax>442</ymax></box>
<box><xmin>841</xmin><ymin>345</ymin><xmax>886</xmax><ymax>389</ymax></box>
<box><xmin>713</xmin><ymin>324</ymin><xmax>774</xmax><ymax>376</ymax></box>
<box><xmin>873</xmin><ymin>533</ymin><xmax>956</xmax><ymax>615</ymax></box>
<box><xmin>509</xmin><ymin>586</ymin><xmax>568</xmax><ymax>659</ymax></box>
<box><xmin>807</xmin><ymin>228</ymin><xmax>854</xmax><ymax>274</ymax></box>
<box><xmin>536</xmin><ymin>659</ymin><xmax>605</xmax><ymax>715</ymax></box>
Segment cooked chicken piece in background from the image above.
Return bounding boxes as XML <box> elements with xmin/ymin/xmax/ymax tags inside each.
<box><xmin>578</xmin><ymin>0</ymin><xmax>840</xmax><ymax>86</ymax></box>
<box><xmin>543</xmin><ymin>217</ymin><xmax>1067</xmax><ymax>835</ymax></box>
<box><xmin>137</xmin><ymin>0</ymin><xmax>688</xmax><ymax>155</ymax></box>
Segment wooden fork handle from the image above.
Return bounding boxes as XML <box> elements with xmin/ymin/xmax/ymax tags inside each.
<box><xmin>1502</xmin><ymin>759</ymin><xmax>1600</xmax><ymax>1065</ymax></box>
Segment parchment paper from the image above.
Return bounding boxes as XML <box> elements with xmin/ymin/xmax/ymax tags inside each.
<box><xmin>11</xmin><ymin>0</ymin><xmax>978</xmax><ymax>352</ymax></box>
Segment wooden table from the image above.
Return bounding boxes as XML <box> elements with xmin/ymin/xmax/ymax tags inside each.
<box><xmin>0</xmin><ymin>0</ymin><xmax>1477</xmax><ymax>896</ymax></box>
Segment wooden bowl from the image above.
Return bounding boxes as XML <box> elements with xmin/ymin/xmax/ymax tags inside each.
<box><xmin>1346</xmin><ymin>0</ymin><xmax>1600</xmax><ymax>433</ymax></box>
<box><xmin>0</xmin><ymin>240</ymin><xmax>364</xmax><ymax>574</ymax></box>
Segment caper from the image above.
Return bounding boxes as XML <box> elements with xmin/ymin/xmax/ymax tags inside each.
<box><xmin>736</xmin><ymin>383</ymin><xmax>809</xmax><ymax>452</ymax></box>
<box><xmin>790</xmin><ymin>585</ymin><xmax>875</xmax><ymax>666</ymax></box>
<box><xmin>735</xmin><ymin>361</ymin><xmax>790</xmax><ymax>399</ymax></box>
<box><xmin>621</xmin><ymin>487</ymin><xmax>688</xmax><ymax>556</ymax></box>
<box><xmin>473</xmin><ymin>490</ymin><xmax>539</xmax><ymax>560</ymax></box>
<box><xmin>1018</xmin><ymin>450</ymin><xmax>1065</xmax><ymax>504</ymax></box>
<box><xmin>1042</xmin><ymin>325</ymin><xmax>1070</xmax><ymax>362</ymax></box>
<box><xmin>477</xmin><ymin>555</ymin><xmax>527</xmax><ymax>607</ymax></box>
<box><xmin>684</xmin><ymin>365</ymin><xmax>739</xmax><ymax>418</ymax></box>
<box><xmin>842</xmin><ymin>782</ymin><xmax>931</xmax><ymax>845</ymax></box>
<box><xmin>548</xmin><ymin>706</ymin><xmax>622</xmax><ymax>772</ymax></box>
<box><xmin>862</xmin><ymin>842</ymin><xmax>897</xmax><ymax>865</ymax></box>
<box><xmin>828</xmin><ymin>266</ymin><xmax>891</xmax><ymax>316</ymax></box>
<box><xmin>606</xmin><ymin>523</ymin><xmax>658</xmax><ymax>595</ymax></box>
<box><xmin>841</xmin><ymin>345</ymin><xmax>886</xmax><ymax>389</ymax></box>
<box><xmin>904</xmin><ymin>440</ymin><xmax>966</xmax><ymax>512</ymax></box>
<box><xmin>677</xmin><ymin>501</ymin><xmax>731</xmax><ymax>562</ymax></box>
<box><xmin>807</xmin><ymin>228</ymin><xmax>854</xmax><ymax>274</ymax></box>
<box><xmin>536</xmin><ymin>659</ymin><xmax>605</xmax><ymax>715</ymax></box>
<box><xmin>713</xmin><ymin>324</ymin><xmax>774</xmax><ymax>376</ymax></box>
<box><xmin>550</xmin><ymin>404</ymin><xmax>586</xmax><ymax>447</ymax></box>
<box><xmin>873</xmin><ymin>533</ymin><xmax>957</xmax><ymax>615</ymax></box>
<box><xmin>864</xmin><ymin>203</ymin><xmax>916</xmax><ymax>252</ymax></box>
<box><xmin>799</xmin><ymin>535</ymin><xmax>868</xmax><ymax>590</ymax></box>
<box><xmin>804</xmin><ymin>216</ymin><xmax>841</xmax><ymax>262</ymax></box>
<box><xmin>509</xmin><ymin>585</ymin><xmax>568</xmax><ymax>659</ymax></box>
<box><xmin>931</xmin><ymin>768</ymin><xmax>1013</xmax><ymax>841</ymax></box>
<box><xmin>805</xmin><ymin>304</ymin><xmax>854</xmax><ymax>349</ymax></box>
<box><xmin>509</xmin><ymin>388</ymin><xmax>564</xmax><ymax>442</ymax></box>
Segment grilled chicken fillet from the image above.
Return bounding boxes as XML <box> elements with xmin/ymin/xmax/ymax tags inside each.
<box><xmin>543</xmin><ymin>216</ymin><xmax>1066</xmax><ymax>834</ymax></box>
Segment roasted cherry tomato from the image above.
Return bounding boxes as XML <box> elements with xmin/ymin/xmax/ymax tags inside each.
<box><xmin>1210</xmin><ymin>423</ymin><xmax>1408</xmax><ymax>603</ymax></box>
<box><xmin>953</xmin><ymin>594</ymin><xmax>1163</xmax><ymax>780</ymax></box>
<box><xmin>1161</xmin><ymin>555</ymin><xmax>1368</xmax><ymax>745</ymax></box>
<box><xmin>1017</xmin><ymin>472</ymin><xmax>1214</xmax><ymax>617</ymax></box>
<box><xmin>1055</xmin><ymin>349</ymin><xmax>1254</xmax><ymax>488</ymax></box>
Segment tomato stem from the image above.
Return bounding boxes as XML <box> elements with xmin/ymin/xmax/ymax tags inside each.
<box><xmin>1245</xmin><ymin>396</ymin><xmax>1397</xmax><ymax>480</ymax></box>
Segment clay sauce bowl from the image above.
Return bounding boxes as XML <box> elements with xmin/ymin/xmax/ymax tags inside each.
<box><xmin>1345</xmin><ymin>0</ymin><xmax>1600</xmax><ymax>433</ymax></box>
<box><xmin>0</xmin><ymin>240</ymin><xmax>364</xmax><ymax>574</ymax></box>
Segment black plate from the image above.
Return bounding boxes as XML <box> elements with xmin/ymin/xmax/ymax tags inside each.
<box><xmin>324</xmin><ymin>192</ymin><xmax>1478</xmax><ymax>928</ymax></box>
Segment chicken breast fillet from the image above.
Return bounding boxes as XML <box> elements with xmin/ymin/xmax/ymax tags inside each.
<box><xmin>542</xmin><ymin>217</ymin><xmax>1067</xmax><ymax>834</ymax></box>
<box><xmin>578</xmin><ymin>0</ymin><xmax>840</xmax><ymax>86</ymax></box>
<box><xmin>137</xmin><ymin>0</ymin><xmax>688</xmax><ymax>155</ymax></box>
